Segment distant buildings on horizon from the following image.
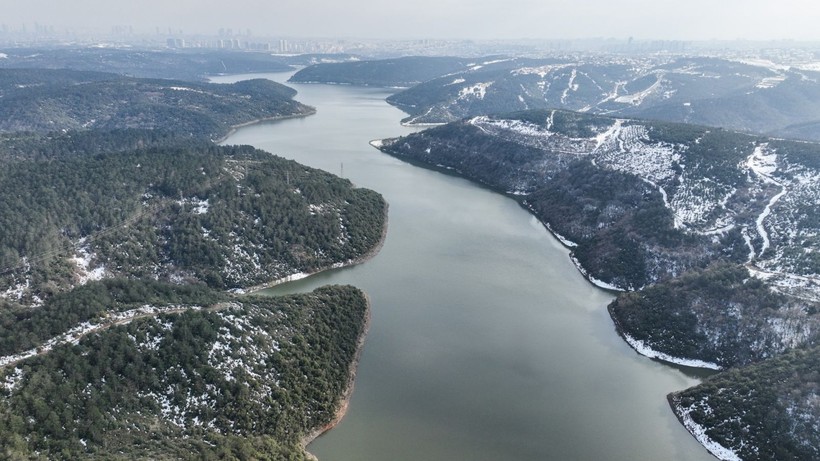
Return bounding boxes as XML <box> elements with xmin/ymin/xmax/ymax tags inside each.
<box><xmin>2</xmin><ymin>22</ymin><xmax>820</xmax><ymax>59</ymax></box>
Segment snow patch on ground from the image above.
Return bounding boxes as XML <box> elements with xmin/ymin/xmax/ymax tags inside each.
<box><xmin>132</xmin><ymin>303</ymin><xmax>282</xmax><ymax>430</ymax></box>
<box><xmin>177</xmin><ymin>197</ymin><xmax>210</xmax><ymax>215</ymax></box>
<box><xmin>748</xmin><ymin>268</ymin><xmax>820</xmax><ymax>303</ymax></box>
<box><xmin>669</xmin><ymin>178</ymin><xmax>736</xmax><ymax>232</ymax></box>
<box><xmin>676</xmin><ymin>403</ymin><xmax>743</xmax><ymax>461</ymax></box>
<box><xmin>569</xmin><ymin>255</ymin><xmax>627</xmax><ymax>291</ymax></box>
<box><xmin>471</xmin><ymin>116</ymin><xmax>554</xmax><ymax>138</ymax></box>
<box><xmin>734</xmin><ymin>58</ymin><xmax>790</xmax><ymax>72</ymax></box>
<box><xmin>622</xmin><ymin>333</ymin><xmax>723</xmax><ymax>370</ymax></box>
<box><xmin>168</xmin><ymin>86</ymin><xmax>207</xmax><ymax>94</ymax></box>
<box><xmin>591</xmin><ymin>119</ymin><xmax>623</xmax><ymax>151</ymax></box>
<box><xmin>595</xmin><ymin>123</ymin><xmax>680</xmax><ymax>184</ymax></box>
<box><xmin>597</xmin><ymin>81</ymin><xmax>628</xmax><ymax>105</ymax></box>
<box><xmin>469</xmin><ymin>115</ymin><xmax>601</xmax><ymax>154</ymax></box>
<box><xmin>614</xmin><ymin>72</ymin><xmax>665</xmax><ymax>105</ymax></box>
<box><xmin>747</xmin><ymin>144</ymin><xmax>778</xmax><ymax>178</ymax></box>
<box><xmin>589</xmin><ymin>122</ymin><xmax>741</xmax><ymax>233</ymax></box>
<box><xmin>588</xmin><ymin>274</ymin><xmax>626</xmax><ymax>291</ymax></box>
<box><xmin>458</xmin><ymin>82</ymin><xmax>493</xmax><ymax>100</ymax></box>
<box><xmin>2</xmin><ymin>367</ymin><xmax>24</xmax><ymax>393</ymax></box>
<box><xmin>511</xmin><ymin>63</ymin><xmax>572</xmax><ymax>78</ymax></box>
<box><xmin>71</xmin><ymin>237</ymin><xmax>107</xmax><ymax>285</ymax></box>
<box><xmin>267</xmin><ymin>271</ymin><xmax>310</xmax><ymax>286</ymax></box>
<box><xmin>0</xmin><ymin>304</ymin><xmax>203</xmax><ymax>370</ymax></box>
<box><xmin>767</xmin><ymin>313</ymin><xmax>814</xmax><ymax>350</ymax></box>
<box><xmin>755</xmin><ymin>75</ymin><xmax>787</xmax><ymax>89</ymax></box>
<box><xmin>193</xmin><ymin>199</ymin><xmax>209</xmax><ymax>215</ymax></box>
<box><xmin>1</xmin><ymin>259</ymin><xmax>31</xmax><ymax>302</ymax></box>
<box><xmin>545</xmin><ymin>222</ymin><xmax>578</xmax><ymax>248</ymax></box>
<box><xmin>208</xmin><ymin>308</ymin><xmax>280</xmax><ymax>384</ymax></box>
<box><xmin>481</xmin><ymin>58</ymin><xmax>512</xmax><ymax>66</ymax></box>
<box><xmin>560</xmin><ymin>68</ymin><xmax>578</xmax><ymax>105</ymax></box>
<box><xmin>745</xmin><ymin>144</ymin><xmax>786</xmax><ymax>258</ymax></box>
<box><xmin>402</xmin><ymin>106</ymin><xmax>446</xmax><ymax>126</ymax></box>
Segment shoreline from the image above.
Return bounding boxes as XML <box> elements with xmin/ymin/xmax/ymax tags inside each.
<box><xmin>375</xmin><ymin>141</ymin><xmax>628</xmax><ymax>294</ymax></box>
<box><xmin>375</xmin><ymin>142</ymin><xmax>729</xmax><ymax>370</ymax></box>
<box><xmin>607</xmin><ymin>303</ymin><xmax>723</xmax><ymax>370</ymax></box>
<box><xmin>244</xmin><ymin>202</ymin><xmax>389</xmax><ymax>294</ymax></box>
<box><xmin>667</xmin><ymin>394</ymin><xmax>742</xmax><ymax>461</ymax></box>
<box><xmin>213</xmin><ymin>108</ymin><xmax>317</xmax><ymax>144</ymax></box>
<box><xmin>300</xmin><ymin>291</ymin><xmax>372</xmax><ymax>459</ymax></box>
<box><xmin>244</xmin><ymin>205</ymin><xmax>388</xmax><ymax>459</ymax></box>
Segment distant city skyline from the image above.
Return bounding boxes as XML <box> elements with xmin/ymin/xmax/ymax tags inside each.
<box><xmin>3</xmin><ymin>0</ymin><xmax>820</xmax><ymax>42</ymax></box>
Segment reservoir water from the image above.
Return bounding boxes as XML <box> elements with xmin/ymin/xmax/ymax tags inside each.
<box><xmin>212</xmin><ymin>72</ymin><xmax>715</xmax><ymax>461</ymax></box>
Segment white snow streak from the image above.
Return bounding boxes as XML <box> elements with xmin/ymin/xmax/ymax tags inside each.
<box><xmin>0</xmin><ymin>304</ymin><xmax>203</xmax><ymax>370</ymax></box>
<box><xmin>2</xmin><ymin>367</ymin><xmax>23</xmax><ymax>392</ymax></box>
<box><xmin>591</xmin><ymin>119</ymin><xmax>623</xmax><ymax>152</ymax></box>
<box><xmin>510</xmin><ymin>64</ymin><xmax>572</xmax><ymax>78</ymax></box>
<box><xmin>458</xmin><ymin>82</ymin><xmax>493</xmax><ymax>100</ymax></box>
<box><xmin>746</xmin><ymin>144</ymin><xmax>786</xmax><ymax>258</ymax></box>
<box><xmin>71</xmin><ymin>237</ymin><xmax>106</xmax><ymax>285</ymax></box>
<box><xmin>622</xmin><ymin>333</ymin><xmax>723</xmax><ymax>370</ymax></box>
<box><xmin>560</xmin><ymin>68</ymin><xmax>578</xmax><ymax>105</ymax></box>
<box><xmin>615</xmin><ymin>72</ymin><xmax>665</xmax><ymax>105</ymax></box>
<box><xmin>676</xmin><ymin>404</ymin><xmax>743</xmax><ymax>461</ymax></box>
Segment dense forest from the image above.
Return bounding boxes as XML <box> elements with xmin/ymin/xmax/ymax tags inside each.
<box><xmin>0</xmin><ymin>51</ymin><xmax>388</xmax><ymax>459</ymax></box>
<box><xmin>0</xmin><ymin>48</ymin><xmax>299</xmax><ymax>81</ymax></box>
<box><xmin>0</xmin><ymin>134</ymin><xmax>386</xmax><ymax>310</ymax></box>
<box><xmin>0</xmin><ymin>282</ymin><xmax>368</xmax><ymax>460</ymax></box>
<box><xmin>609</xmin><ymin>263</ymin><xmax>818</xmax><ymax>368</ymax></box>
<box><xmin>0</xmin><ymin>69</ymin><xmax>314</xmax><ymax>140</ymax></box>
<box><xmin>670</xmin><ymin>344</ymin><xmax>820</xmax><ymax>461</ymax></box>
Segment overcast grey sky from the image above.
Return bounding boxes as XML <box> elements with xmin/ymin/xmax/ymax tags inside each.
<box><xmin>3</xmin><ymin>0</ymin><xmax>820</xmax><ymax>41</ymax></box>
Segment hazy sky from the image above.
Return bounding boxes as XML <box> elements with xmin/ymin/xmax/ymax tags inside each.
<box><xmin>4</xmin><ymin>0</ymin><xmax>820</xmax><ymax>41</ymax></box>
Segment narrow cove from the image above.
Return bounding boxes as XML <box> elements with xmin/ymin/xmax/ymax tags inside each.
<box><xmin>212</xmin><ymin>71</ymin><xmax>716</xmax><ymax>461</ymax></box>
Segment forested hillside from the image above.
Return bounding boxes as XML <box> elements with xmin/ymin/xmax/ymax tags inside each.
<box><xmin>378</xmin><ymin>109</ymin><xmax>819</xmax><ymax>296</ymax></box>
<box><xmin>609</xmin><ymin>263</ymin><xmax>818</xmax><ymax>369</ymax></box>
<box><xmin>0</xmin><ymin>282</ymin><xmax>368</xmax><ymax>460</ymax></box>
<box><xmin>289</xmin><ymin>56</ymin><xmax>477</xmax><ymax>87</ymax></box>
<box><xmin>380</xmin><ymin>55</ymin><xmax>820</xmax><ymax>140</ymax></box>
<box><xmin>0</xmin><ymin>48</ymin><xmax>295</xmax><ymax>81</ymax></box>
<box><xmin>0</xmin><ymin>69</ymin><xmax>314</xmax><ymax>140</ymax></box>
<box><xmin>376</xmin><ymin>108</ymin><xmax>819</xmax><ymax>460</ymax></box>
<box><xmin>0</xmin><ymin>51</ymin><xmax>388</xmax><ymax>459</ymax></box>
<box><xmin>0</xmin><ymin>135</ymin><xmax>386</xmax><ymax>309</ymax></box>
<box><xmin>670</xmin><ymin>344</ymin><xmax>820</xmax><ymax>461</ymax></box>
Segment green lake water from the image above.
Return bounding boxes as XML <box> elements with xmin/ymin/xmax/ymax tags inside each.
<box><xmin>213</xmin><ymin>72</ymin><xmax>715</xmax><ymax>461</ymax></box>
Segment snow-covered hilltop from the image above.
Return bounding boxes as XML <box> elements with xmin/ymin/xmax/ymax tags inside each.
<box><xmin>0</xmin><ymin>282</ymin><xmax>370</xmax><ymax>459</ymax></box>
<box><xmin>0</xmin><ymin>141</ymin><xmax>386</xmax><ymax>310</ymax></box>
<box><xmin>383</xmin><ymin>55</ymin><xmax>820</xmax><ymax>141</ymax></box>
